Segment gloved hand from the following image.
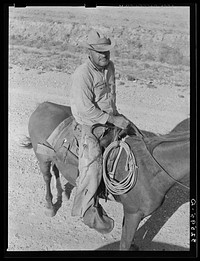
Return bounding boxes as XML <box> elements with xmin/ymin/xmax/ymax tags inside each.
<box><xmin>107</xmin><ymin>115</ymin><xmax>130</xmax><ymax>129</ymax></box>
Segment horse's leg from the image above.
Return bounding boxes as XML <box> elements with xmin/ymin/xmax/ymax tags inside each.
<box><xmin>39</xmin><ymin>160</ymin><xmax>56</xmax><ymax>217</ymax></box>
<box><xmin>120</xmin><ymin>210</ymin><xmax>143</xmax><ymax>250</ymax></box>
<box><xmin>51</xmin><ymin>164</ymin><xmax>63</xmax><ymax>212</ymax></box>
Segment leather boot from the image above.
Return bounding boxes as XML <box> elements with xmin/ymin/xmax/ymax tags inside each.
<box><xmin>83</xmin><ymin>203</ymin><xmax>114</xmax><ymax>234</ymax></box>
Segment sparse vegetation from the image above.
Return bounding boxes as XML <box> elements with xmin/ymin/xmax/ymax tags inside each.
<box><xmin>9</xmin><ymin>7</ymin><xmax>190</xmax><ymax>83</ymax></box>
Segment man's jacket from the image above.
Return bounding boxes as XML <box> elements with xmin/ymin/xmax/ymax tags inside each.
<box><xmin>70</xmin><ymin>58</ymin><xmax>118</xmax><ymax>126</ymax></box>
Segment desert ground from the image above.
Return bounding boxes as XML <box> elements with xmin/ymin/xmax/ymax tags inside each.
<box><xmin>8</xmin><ymin>6</ymin><xmax>190</xmax><ymax>254</ymax></box>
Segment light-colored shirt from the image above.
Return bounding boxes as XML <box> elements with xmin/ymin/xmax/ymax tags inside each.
<box><xmin>70</xmin><ymin>57</ymin><xmax>118</xmax><ymax>125</ymax></box>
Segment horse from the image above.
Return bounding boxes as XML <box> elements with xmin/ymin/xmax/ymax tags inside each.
<box><xmin>22</xmin><ymin>101</ymin><xmax>190</xmax><ymax>250</ymax></box>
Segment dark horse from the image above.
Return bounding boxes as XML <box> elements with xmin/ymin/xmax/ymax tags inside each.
<box><xmin>22</xmin><ymin>102</ymin><xmax>190</xmax><ymax>250</ymax></box>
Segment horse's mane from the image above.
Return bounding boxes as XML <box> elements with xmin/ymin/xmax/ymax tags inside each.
<box><xmin>138</xmin><ymin>119</ymin><xmax>190</xmax><ymax>155</ymax></box>
<box><xmin>140</xmin><ymin>118</ymin><xmax>190</xmax><ymax>139</ymax></box>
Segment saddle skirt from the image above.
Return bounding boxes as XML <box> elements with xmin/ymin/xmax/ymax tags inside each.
<box><xmin>36</xmin><ymin>116</ymin><xmax>117</xmax><ymax>167</ymax></box>
<box><xmin>36</xmin><ymin>116</ymin><xmax>79</xmax><ymax>159</ymax></box>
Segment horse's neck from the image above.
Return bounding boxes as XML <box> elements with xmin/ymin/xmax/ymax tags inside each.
<box><xmin>146</xmin><ymin>132</ymin><xmax>190</xmax><ymax>181</ymax></box>
<box><xmin>144</xmin><ymin>130</ymin><xmax>190</xmax><ymax>155</ymax></box>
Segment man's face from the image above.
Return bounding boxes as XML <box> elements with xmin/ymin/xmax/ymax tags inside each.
<box><xmin>89</xmin><ymin>49</ymin><xmax>110</xmax><ymax>68</ymax></box>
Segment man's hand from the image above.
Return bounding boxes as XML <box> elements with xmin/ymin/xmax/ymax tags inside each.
<box><xmin>107</xmin><ymin>115</ymin><xmax>130</xmax><ymax>129</ymax></box>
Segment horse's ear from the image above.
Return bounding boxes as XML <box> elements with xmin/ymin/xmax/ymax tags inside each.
<box><xmin>127</xmin><ymin>125</ymin><xmax>137</xmax><ymax>136</ymax></box>
<box><xmin>127</xmin><ymin>123</ymin><xmax>144</xmax><ymax>138</ymax></box>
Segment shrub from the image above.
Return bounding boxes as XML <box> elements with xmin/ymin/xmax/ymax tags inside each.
<box><xmin>126</xmin><ymin>75</ymin><xmax>136</xmax><ymax>81</ymax></box>
<box><xmin>158</xmin><ymin>44</ymin><xmax>186</xmax><ymax>65</ymax></box>
<box><xmin>119</xmin><ymin>81</ymin><xmax>125</xmax><ymax>85</ymax></box>
<box><xmin>114</xmin><ymin>49</ymin><xmax>120</xmax><ymax>57</ymax></box>
<box><xmin>143</xmin><ymin>51</ymin><xmax>156</xmax><ymax>62</ymax></box>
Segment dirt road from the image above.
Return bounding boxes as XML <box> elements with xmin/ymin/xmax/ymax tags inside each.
<box><xmin>8</xmin><ymin>63</ymin><xmax>190</xmax><ymax>252</ymax></box>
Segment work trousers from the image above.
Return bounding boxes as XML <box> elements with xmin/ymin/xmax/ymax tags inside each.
<box><xmin>71</xmin><ymin>124</ymin><xmax>104</xmax><ymax>217</ymax></box>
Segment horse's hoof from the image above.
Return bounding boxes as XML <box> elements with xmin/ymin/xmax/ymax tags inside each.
<box><xmin>45</xmin><ymin>208</ymin><xmax>56</xmax><ymax>217</ymax></box>
<box><xmin>130</xmin><ymin>243</ymin><xmax>139</xmax><ymax>251</ymax></box>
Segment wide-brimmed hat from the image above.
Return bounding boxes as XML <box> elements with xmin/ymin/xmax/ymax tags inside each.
<box><xmin>81</xmin><ymin>30</ymin><xmax>115</xmax><ymax>52</ymax></box>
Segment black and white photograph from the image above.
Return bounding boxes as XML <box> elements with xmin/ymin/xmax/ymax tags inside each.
<box><xmin>7</xmin><ymin>5</ymin><xmax>194</xmax><ymax>255</ymax></box>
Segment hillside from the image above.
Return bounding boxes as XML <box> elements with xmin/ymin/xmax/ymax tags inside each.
<box><xmin>9</xmin><ymin>7</ymin><xmax>189</xmax><ymax>82</ymax></box>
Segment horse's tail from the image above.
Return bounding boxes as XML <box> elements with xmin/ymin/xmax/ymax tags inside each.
<box><xmin>20</xmin><ymin>136</ymin><xmax>33</xmax><ymax>149</ymax></box>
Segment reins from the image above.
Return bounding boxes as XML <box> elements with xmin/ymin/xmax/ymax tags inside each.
<box><xmin>150</xmin><ymin>152</ymin><xmax>190</xmax><ymax>190</ymax></box>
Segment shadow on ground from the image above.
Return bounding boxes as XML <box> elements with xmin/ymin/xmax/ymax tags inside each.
<box><xmin>96</xmin><ymin>241</ymin><xmax>189</xmax><ymax>251</ymax></box>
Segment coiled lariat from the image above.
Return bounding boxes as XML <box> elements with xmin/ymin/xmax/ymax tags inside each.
<box><xmin>102</xmin><ymin>138</ymin><xmax>138</xmax><ymax>195</ymax></box>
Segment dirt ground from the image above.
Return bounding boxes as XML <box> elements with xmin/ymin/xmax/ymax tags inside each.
<box><xmin>7</xmin><ymin>6</ymin><xmax>190</xmax><ymax>254</ymax></box>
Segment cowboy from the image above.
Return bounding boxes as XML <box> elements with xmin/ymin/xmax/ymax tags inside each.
<box><xmin>70</xmin><ymin>29</ymin><xmax>130</xmax><ymax>233</ymax></box>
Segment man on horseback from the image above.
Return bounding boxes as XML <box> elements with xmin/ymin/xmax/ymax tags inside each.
<box><xmin>70</xmin><ymin>29</ymin><xmax>130</xmax><ymax>232</ymax></box>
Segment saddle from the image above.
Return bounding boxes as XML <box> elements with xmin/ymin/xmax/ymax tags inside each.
<box><xmin>36</xmin><ymin>116</ymin><xmax>121</xmax><ymax>178</ymax></box>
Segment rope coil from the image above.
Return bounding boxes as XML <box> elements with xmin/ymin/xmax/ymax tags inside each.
<box><xmin>102</xmin><ymin>139</ymin><xmax>138</xmax><ymax>195</ymax></box>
